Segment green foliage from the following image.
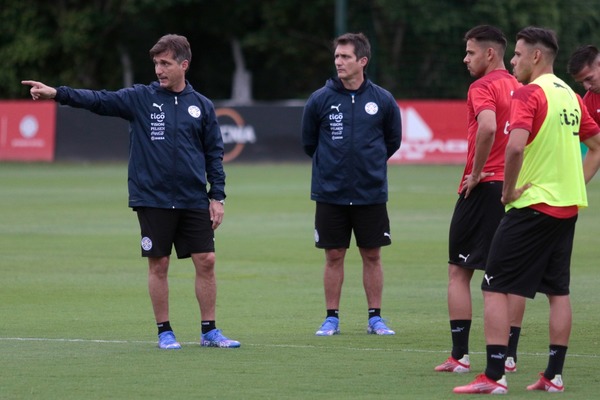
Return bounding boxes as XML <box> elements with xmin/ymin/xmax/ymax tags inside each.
<box><xmin>2</xmin><ymin>0</ymin><xmax>600</xmax><ymax>100</ymax></box>
<box><xmin>1</xmin><ymin>162</ymin><xmax>600</xmax><ymax>398</ymax></box>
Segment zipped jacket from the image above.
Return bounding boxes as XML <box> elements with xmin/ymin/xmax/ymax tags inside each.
<box><xmin>301</xmin><ymin>76</ymin><xmax>402</xmax><ymax>205</ymax></box>
<box><xmin>54</xmin><ymin>81</ymin><xmax>225</xmax><ymax>209</ymax></box>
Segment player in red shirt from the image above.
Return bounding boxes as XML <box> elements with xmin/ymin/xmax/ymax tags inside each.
<box><xmin>435</xmin><ymin>25</ymin><xmax>525</xmax><ymax>374</ymax></box>
<box><xmin>568</xmin><ymin>45</ymin><xmax>600</xmax><ymax>127</ymax></box>
<box><xmin>455</xmin><ymin>26</ymin><xmax>600</xmax><ymax>396</ymax></box>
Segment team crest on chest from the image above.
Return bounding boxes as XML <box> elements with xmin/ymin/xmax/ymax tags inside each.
<box><xmin>365</xmin><ymin>102</ymin><xmax>379</xmax><ymax>115</ymax></box>
<box><xmin>188</xmin><ymin>105</ymin><xmax>201</xmax><ymax>118</ymax></box>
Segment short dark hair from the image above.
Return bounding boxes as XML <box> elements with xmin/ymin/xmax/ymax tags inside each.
<box><xmin>567</xmin><ymin>45</ymin><xmax>599</xmax><ymax>75</ymax></box>
<box><xmin>149</xmin><ymin>34</ymin><xmax>192</xmax><ymax>65</ymax></box>
<box><xmin>464</xmin><ymin>25</ymin><xmax>507</xmax><ymax>51</ymax></box>
<box><xmin>516</xmin><ymin>27</ymin><xmax>559</xmax><ymax>57</ymax></box>
<box><xmin>333</xmin><ymin>32</ymin><xmax>371</xmax><ymax>67</ymax></box>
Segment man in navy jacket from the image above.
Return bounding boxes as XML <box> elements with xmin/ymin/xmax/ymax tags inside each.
<box><xmin>302</xmin><ymin>32</ymin><xmax>402</xmax><ymax>337</ymax></box>
<box><xmin>23</xmin><ymin>34</ymin><xmax>239</xmax><ymax>350</ymax></box>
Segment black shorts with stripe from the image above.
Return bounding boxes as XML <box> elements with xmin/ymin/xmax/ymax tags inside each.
<box><xmin>481</xmin><ymin>207</ymin><xmax>576</xmax><ymax>299</ymax></box>
<box><xmin>448</xmin><ymin>181</ymin><xmax>504</xmax><ymax>270</ymax></box>
<box><xmin>136</xmin><ymin>207</ymin><xmax>215</xmax><ymax>258</ymax></box>
<box><xmin>314</xmin><ymin>202</ymin><xmax>391</xmax><ymax>249</ymax></box>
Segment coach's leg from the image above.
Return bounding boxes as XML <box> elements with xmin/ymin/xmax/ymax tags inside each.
<box><xmin>324</xmin><ymin>248</ymin><xmax>346</xmax><ymax>309</ymax></box>
<box><xmin>192</xmin><ymin>252</ymin><xmax>217</xmax><ymax>320</ymax></box>
<box><xmin>359</xmin><ymin>247</ymin><xmax>383</xmax><ymax>309</ymax></box>
<box><xmin>148</xmin><ymin>256</ymin><xmax>171</xmax><ymax>323</ymax></box>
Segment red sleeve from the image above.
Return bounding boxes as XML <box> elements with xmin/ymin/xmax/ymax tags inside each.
<box><xmin>579</xmin><ymin>94</ymin><xmax>600</xmax><ymax>142</ymax></box>
<box><xmin>470</xmin><ymin>80</ymin><xmax>496</xmax><ymax>117</ymax></box>
<box><xmin>583</xmin><ymin>92</ymin><xmax>600</xmax><ymax>126</ymax></box>
<box><xmin>509</xmin><ymin>84</ymin><xmax>547</xmax><ymax>144</ymax></box>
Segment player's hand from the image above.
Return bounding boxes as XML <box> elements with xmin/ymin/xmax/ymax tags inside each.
<box><xmin>501</xmin><ymin>183</ymin><xmax>532</xmax><ymax>205</ymax></box>
<box><xmin>209</xmin><ymin>200</ymin><xmax>224</xmax><ymax>230</ymax></box>
<box><xmin>461</xmin><ymin>171</ymin><xmax>494</xmax><ymax>198</ymax></box>
<box><xmin>21</xmin><ymin>80</ymin><xmax>57</xmax><ymax>100</ymax></box>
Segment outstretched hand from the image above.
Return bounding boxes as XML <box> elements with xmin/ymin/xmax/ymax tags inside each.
<box><xmin>21</xmin><ymin>80</ymin><xmax>57</xmax><ymax>100</ymax></box>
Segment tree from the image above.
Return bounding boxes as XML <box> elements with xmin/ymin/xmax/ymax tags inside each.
<box><xmin>3</xmin><ymin>0</ymin><xmax>600</xmax><ymax>101</ymax></box>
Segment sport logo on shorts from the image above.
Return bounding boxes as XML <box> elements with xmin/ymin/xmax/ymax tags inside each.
<box><xmin>141</xmin><ymin>236</ymin><xmax>153</xmax><ymax>251</ymax></box>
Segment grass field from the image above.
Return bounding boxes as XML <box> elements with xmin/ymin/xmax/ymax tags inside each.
<box><xmin>1</xmin><ymin>162</ymin><xmax>599</xmax><ymax>399</ymax></box>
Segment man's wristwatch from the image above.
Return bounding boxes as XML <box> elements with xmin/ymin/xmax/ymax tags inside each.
<box><xmin>211</xmin><ymin>198</ymin><xmax>225</xmax><ymax>205</ymax></box>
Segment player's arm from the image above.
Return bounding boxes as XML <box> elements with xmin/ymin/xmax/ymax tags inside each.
<box><xmin>501</xmin><ymin>128</ymin><xmax>531</xmax><ymax>205</ymax></box>
<box><xmin>21</xmin><ymin>80</ymin><xmax>57</xmax><ymax>100</ymax></box>
<box><xmin>577</xmin><ymin>94</ymin><xmax>600</xmax><ymax>183</ymax></box>
<box><xmin>462</xmin><ymin>109</ymin><xmax>496</xmax><ymax>198</ymax></box>
<box><xmin>583</xmin><ymin>133</ymin><xmax>600</xmax><ymax>183</ymax></box>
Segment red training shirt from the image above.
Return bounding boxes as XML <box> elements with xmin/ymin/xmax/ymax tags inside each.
<box><xmin>583</xmin><ymin>91</ymin><xmax>600</xmax><ymax>127</ymax></box>
<box><xmin>459</xmin><ymin>69</ymin><xmax>521</xmax><ymax>192</ymax></box>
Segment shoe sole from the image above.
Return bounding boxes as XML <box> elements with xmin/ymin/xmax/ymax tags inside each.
<box><xmin>435</xmin><ymin>366</ymin><xmax>470</xmax><ymax>373</ymax></box>
<box><xmin>201</xmin><ymin>341</ymin><xmax>241</xmax><ymax>348</ymax></box>
<box><xmin>315</xmin><ymin>328</ymin><xmax>340</xmax><ymax>336</ymax></box>
<box><xmin>158</xmin><ymin>344</ymin><xmax>181</xmax><ymax>350</ymax></box>
<box><xmin>367</xmin><ymin>329</ymin><xmax>395</xmax><ymax>335</ymax></box>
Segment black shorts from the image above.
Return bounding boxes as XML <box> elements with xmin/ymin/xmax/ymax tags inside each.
<box><xmin>482</xmin><ymin>207</ymin><xmax>577</xmax><ymax>299</ymax></box>
<box><xmin>136</xmin><ymin>207</ymin><xmax>215</xmax><ymax>258</ymax></box>
<box><xmin>314</xmin><ymin>202</ymin><xmax>391</xmax><ymax>249</ymax></box>
<box><xmin>448</xmin><ymin>181</ymin><xmax>504</xmax><ymax>270</ymax></box>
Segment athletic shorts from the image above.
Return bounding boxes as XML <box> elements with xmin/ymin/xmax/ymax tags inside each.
<box><xmin>136</xmin><ymin>207</ymin><xmax>215</xmax><ymax>258</ymax></box>
<box><xmin>482</xmin><ymin>207</ymin><xmax>577</xmax><ymax>299</ymax></box>
<box><xmin>448</xmin><ymin>181</ymin><xmax>504</xmax><ymax>270</ymax></box>
<box><xmin>314</xmin><ymin>202</ymin><xmax>391</xmax><ymax>249</ymax></box>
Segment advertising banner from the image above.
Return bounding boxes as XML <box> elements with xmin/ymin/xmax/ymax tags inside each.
<box><xmin>1</xmin><ymin>100</ymin><xmax>470</xmax><ymax>164</ymax></box>
<box><xmin>215</xmin><ymin>105</ymin><xmax>306</xmax><ymax>163</ymax></box>
<box><xmin>390</xmin><ymin>100</ymin><xmax>467</xmax><ymax>164</ymax></box>
<box><xmin>0</xmin><ymin>101</ymin><xmax>57</xmax><ymax>161</ymax></box>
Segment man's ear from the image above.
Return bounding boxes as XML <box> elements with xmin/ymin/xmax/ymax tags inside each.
<box><xmin>533</xmin><ymin>49</ymin><xmax>542</xmax><ymax>65</ymax></box>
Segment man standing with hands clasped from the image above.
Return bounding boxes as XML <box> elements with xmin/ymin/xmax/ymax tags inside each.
<box><xmin>302</xmin><ymin>32</ymin><xmax>402</xmax><ymax>336</ymax></box>
<box><xmin>22</xmin><ymin>34</ymin><xmax>240</xmax><ymax>350</ymax></box>
<box><xmin>454</xmin><ymin>27</ymin><xmax>600</xmax><ymax>395</ymax></box>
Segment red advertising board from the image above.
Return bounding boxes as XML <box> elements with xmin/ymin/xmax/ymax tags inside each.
<box><xmin>0</xmin><ymin>101</ymin><xmax>57</xmax><ymax>161</ymax></box>
<box><xmin>390</xmin><ymin>100</ymin><xmax>467</xmax><ymax>164</ymax></box>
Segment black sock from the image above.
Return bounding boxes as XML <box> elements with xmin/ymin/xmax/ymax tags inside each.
<box><xmin>157</xmin><ymin>321</ymin><xmax>172</xmax><ymax>335</ymax></box>
<box><xmin>484</xmin><ymin>344</ymin><xmax>507</xmax><ymax>381</ymax></box>
<box><xmin>327</xmin><ymin>309</ymin><xmax>339</xmax><ymax>319</ymax></box>
<box><xmin>544</xmin><ymin>344</ymin><xmax>568</xmax><ymax>379</ymax></box>
<box><xmin>201</xmin><ymin>320</ymin><xmax>216</xmax><ymax>334</ymax></box>
<box><xmin>507</xmin><ymin>326</ymin><xmax>521</xmax><ymax>361</ymax></box>
<box><xmin>450</xmin><ymin>320</ymin><xmax>471</xmax><ymax>360</ymax></box>
<box><xmin>368</xmin><ymin>308</ymin><xmax>381</xmax><ymax>319</ymax></box>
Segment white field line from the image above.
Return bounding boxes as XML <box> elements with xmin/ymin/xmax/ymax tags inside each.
<box><xmin>0</xmin><ymin>336</ymin><xmax>598</xmax><ymax>358</ymax></box>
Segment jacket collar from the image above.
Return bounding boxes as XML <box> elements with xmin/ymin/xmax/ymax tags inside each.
<box><xmin>151</xmin><ymin>80</ymin><xmax>194</xmax><ymax>95</ymax></box>
<box><xmin>328</xmin><ymin>74</ymin><xmax>370</xmax><ymax>93</ymax></box>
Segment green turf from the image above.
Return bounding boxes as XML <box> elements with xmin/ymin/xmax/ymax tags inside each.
<box><xmin>1</xmin><ymin>162</ymin><xmax>599</xmax><ymax>399</ymax></box>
